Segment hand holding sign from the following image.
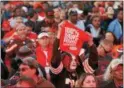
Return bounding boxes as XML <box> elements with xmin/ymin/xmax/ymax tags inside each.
<box><xmin>59</xmin><ymin>20</ymin><xmax>91</xmax><ymax>55</ymax></box>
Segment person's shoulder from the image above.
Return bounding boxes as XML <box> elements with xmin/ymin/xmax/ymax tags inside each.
<box><xmin>37</xmin><ymin>77</ymin><xmax>55</xmax><ymax>88</ymax></box>
<box><xmin>109</xmin><ymin>18</ymin><xmax>118</xmax><ymax>24</ymax></box>
<box><xmin>59</xmin><ymin>20</ymin><xmax>68</xmax><ymax>27</ymax></box>
<box><xmin>36</xmin><ymin>45</ymin><xmax>41</xmax><ymax>51</ymax></box>
<box><xmin>77</xmin><ymin>20</ymin><xmax>85</xmax><ymax>24</ymax></box>
<box><xmin>100</xmin><ymin>80</ymin><xmax>115</xmax><ymax>88</ymax></box>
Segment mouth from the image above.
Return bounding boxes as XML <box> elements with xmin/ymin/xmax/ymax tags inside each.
<box><xmin>72</xmin><ymin>64</ymin><xmax>77</xmax><ymax>67</ymax></box>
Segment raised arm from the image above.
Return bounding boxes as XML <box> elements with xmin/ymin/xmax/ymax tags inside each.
<box><xmin>82</xmin><ymin>35</ymin><xmax>98</xmax><ymax>73</ymax></box>
<box><xmin>50</xmin><ymin>23</ymin><xmax>64</xmax><ymax>74</ymax></box>
<box><xmin>51</xmin><ymin>38</ymin><xmax>61</xmax><ymax>67</ymax></box>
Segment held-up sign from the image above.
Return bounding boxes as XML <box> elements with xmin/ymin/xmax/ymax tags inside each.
<box><xmin>60</xmin><ymin>21</ymin><xmax>90</xmax><ymax>55</ymax></box>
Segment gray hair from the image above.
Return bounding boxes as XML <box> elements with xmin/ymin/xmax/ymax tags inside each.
<box><xmin>103</xmin><ymin>59</ymin><xmax>123</xmax><ymax>81</ymax></box>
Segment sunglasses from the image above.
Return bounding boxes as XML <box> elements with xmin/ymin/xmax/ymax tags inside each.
<box><xmin>100</xmin><ymin>45</ymin><xmax>110</xmax><ymax>54</ymax></box>
<box><xmin>19</xmin><ymin>68</ymin><xmax>29</xmax><ymax>72</ymax></box>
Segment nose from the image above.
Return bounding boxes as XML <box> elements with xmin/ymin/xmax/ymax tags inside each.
<box><xmin>89</xmin><ymin>82</ymin><xmax>96</xmax><ymax>87</ymax></box>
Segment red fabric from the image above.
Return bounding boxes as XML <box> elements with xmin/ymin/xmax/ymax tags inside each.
<box><xmin>99</xmin><ymin>7</ymin><xmax>105</xmax><ymax>15</ymax></box>
<box><xmin>62</xmin><ymin>55</ymin><xmax>71</xmax><ymax>69</ymax></box>
<box><xmin>3</xmin><ymin>30</ymin><xmax>15</xmax><ymax>38</ymax></box>
<box><xmin>3</xmin><ymin>30</ymin><xmax>37</xmax><ymax>40</ymax></box>
<box><xmin>36</xmin><ymin>45</ymin><xmax>52</xmax><ymax>67</ymax></box>
<box><xmin>9</xmin><ymin>1</ymin><xmax>23</xmax><ymax>6</ymax></box>
<box><xmin>60</xmin><ymin>21</ymin><xmax>90</xmax><ymax>55</ymax></box>
<box><xmin>39</xmin><ymin>12</ymin><xmax>45</xmax><ymax>17</ymax></box>
<box><xmin>33</xmin><ymin>2</ymin><xmax>43</xmax><ymax>9</ymax></box>
<box><xmin>111</xmin><ymin>44</ymin><xmax>123</xmax><ymax>59</ymax></box>
<box><xmin>3</xmin><ymin>30</ymin><xmax>21</xmax><ymax>40</ymax></box>
<box><xmin>27</xmin><ymin>32</ymin><xmax>37</xmax><ymax>40</ymax></box>
<box><xmin>13</xmin><ymin>35</ymin><xmax>23</xmax><ymax>40</ymax></box>
<box><xmin>2</xmin><ymin>20</ymin><xmax>11</xmax><ymax>32</ymax></box>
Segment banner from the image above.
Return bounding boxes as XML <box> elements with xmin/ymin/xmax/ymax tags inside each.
<box><xmin>60</xmin><ymin>21</ymin><xmax>90</xmax><ymax>55</ymax></box>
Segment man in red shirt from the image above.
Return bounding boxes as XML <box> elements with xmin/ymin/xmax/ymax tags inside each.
<box><xmin>36</xmin><ymin>32</ymin><xmax>52</xmax><ymax>80</ymax></box>
<box><xmin>24</xmin><ymin>22</ymin><xmax>37</xmax><ymax>40</ymax></box>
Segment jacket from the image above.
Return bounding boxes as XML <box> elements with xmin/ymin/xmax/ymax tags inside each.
<box><xmin>108</xmin><ymin>19</ymin><xmax>122</xmax><ymax>39</ymax></box>
<box><xmin>37</xmin><ymin>77</ymin><xmax>55</xmax><ymax>88</ymax></box>
<box><xmin>36</xmin><ymin>45</ymin><xmax>52</xmax><ymax>68</ymax></box>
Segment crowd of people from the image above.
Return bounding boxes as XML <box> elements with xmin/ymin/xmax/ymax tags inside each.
<box><xmin>1</xmin><ymin>1</ymin><xmax>123</xmax><ymax>88</ymax></box>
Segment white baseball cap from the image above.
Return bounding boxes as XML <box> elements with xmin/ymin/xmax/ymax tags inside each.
<box><xmin>38</xmin><ymin>32</ymin><xmax>49</xmax><ymax>39</ymax></box>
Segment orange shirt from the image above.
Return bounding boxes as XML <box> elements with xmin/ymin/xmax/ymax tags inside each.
<box><xmin>111</xmin><ymin>44</ymin><xmax>122</xmax><ymax>59</ymax></box>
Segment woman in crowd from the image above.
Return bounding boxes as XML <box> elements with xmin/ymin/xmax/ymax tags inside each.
<box><xmin>50</xmin><ymin>23</ymin><xmax>98</xmax><ymax>88</ymax></box>
<box><xmin>76</xmin><ymin>73</ymin><xmax>98</xmax><ymax>88</ymax></box>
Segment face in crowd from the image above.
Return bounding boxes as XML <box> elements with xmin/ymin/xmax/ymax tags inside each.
<box><xmin>97</xmin><ymin>39</ymin><xmax>113</xmax><ymax>57</ymax></box>
<box><xmin>38</xmin><ymin>33</ymin><xmax>50</xmax><ymax>48</ymax></box>
<box><xmin>16</xmin><ymin>23</ymin><xmax>27</xmax><ymax>39</ymax></box>
<box><xmin>70</xmin><ymin>13</ymin><xmax>78</xmax><ymax>24</ymax></box>
<box><xmin>69</xmin><ymin>55</ymin><xmax>78</xmax><ymax>71</ymax></box>
<box><xmin>54</xmin><ymin>8</ymin><xmax>61</xmax><ymax>18</ymax></box>
<box><xmin>105</xmin><ymin>32</ymin><xmax>116</xmax><ymax>44</ymax></box>
<box><xmin>19</xmin><ymin>63</ymin><xmax>36</xmax><ymax>78</ymax></box>
<box><xmin>91</xmin><ymin>16</ymin><xmax>101</xmax><ymax>28</ymax></box>
<box><xmin>77</xmin><ymin>73</ymin><xmax>97</xmax><ymax>88</ymax></box>
<box><xmin>81</xmin><ymin>75</ymin><xmax>97</xmax><ymax>88</ymax></box>
<box><xmin>62</xmin><ymin>54</ymin><xmax>79</xmax><ymax>72</ymax></box>
<box><xmin>60</xmin><ymin>10</ymin><xmax>66</xmax><ymax>20</ymax></box>
<box><xmin>25</xmin><ymin>26</ymin><xmax>32</xmax><ymax>35</ymax></box>
<box><xmin>14</xmin><ymin>8</ymin><xmax>25</xmax><ymax>17</ymax></box>
<box><xmin>117</xmin><ymin>10</ymin><xmax>123</xmax><ymax>22</ymax></box>
<box><xmin>111</xmin><ymin>64</ymin><xmax>123</xmax><ymax>81</ymax></box>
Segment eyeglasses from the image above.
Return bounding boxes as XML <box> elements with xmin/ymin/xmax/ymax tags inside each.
<box><xmin>19</xmin><ymin>68</ymin><xmax>29</xmax><ymax>72</ymax></box>
<box><xmin>100</xmin><ymin>45</ymin><xmax>109</xmax><ymax>54</ymax></box>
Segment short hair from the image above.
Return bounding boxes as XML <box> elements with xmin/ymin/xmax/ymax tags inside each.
<box><xmin>90</xmin><ymin>15</ymin><xmax>101</xmax><ymax>22</ymax></box>
<box><xmin>25</xmin><ymin>22</ymin><xmax>33</xmax><ymax>28</ymax></box>
<box><xmin>28</xmin><ymin>9</ymin><xmax>37</xmax><ymax>18</ymax></box>
<box><xmin>17</xmin><ymin>76</ymin><xmax>37</xmax><ymax>87</ymax></box>
<box><xmin>118</xmin><ymin>8</ymin><xmax>123</xmax><ymax>13</ymax></box>
<box><xmin>21</xmin><ymin>57</ymin><xmax>39</xmax><ymax>75</ymax></box>
<box><xmin>14</xmin><ymin>6</ymin><xmax>22</xmax><ymax>13</ymax></box>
